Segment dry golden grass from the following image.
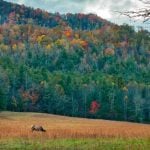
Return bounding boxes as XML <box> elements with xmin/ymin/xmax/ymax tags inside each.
<box><xmin>0</xmin><ymin>111</ymin><xmax>150</xmax><ymax>140</ymax></box>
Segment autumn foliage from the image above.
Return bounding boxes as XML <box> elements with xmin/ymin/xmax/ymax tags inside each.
<box><xmin>89</xmin><ymin>101</ymin><xmax>100</xmax><ymax>114</ymax></box>
<box><xmin>64</xmin><ymin>28</ymin><xmax>73</xmax><ymax>38</ymax></box>
<box><xmin>104</xmin><ymin>48</ymin><xmax>115</xmax><ymax>56</ymax></box>
<box><xmin>0</xmin><ymin>0</ymin><xmax>149</xmax><ymax>123</ymax></box>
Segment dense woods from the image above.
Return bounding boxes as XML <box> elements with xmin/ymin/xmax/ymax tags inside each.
<box><xmin>0</xmin><ymin>0</ymin><xmax>149</xmax><ymax>123</ymax></box>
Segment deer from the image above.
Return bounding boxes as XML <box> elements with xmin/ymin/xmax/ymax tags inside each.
<box><xmin>31</xmin><ymin>125</ymin><xmax>46</xmax><ymax>132</ymax></box>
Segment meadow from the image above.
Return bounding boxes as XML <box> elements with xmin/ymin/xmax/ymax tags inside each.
<box><xmin>0</xmin><ymin>111</ymin><xmax>150</xmax><ymax>149</ymax></box>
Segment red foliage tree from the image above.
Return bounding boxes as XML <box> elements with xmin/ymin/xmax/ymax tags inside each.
<box><xmin>89</xmin><ymin>100</ymin><xmax>100</xmax><ymax>114</ymax></box>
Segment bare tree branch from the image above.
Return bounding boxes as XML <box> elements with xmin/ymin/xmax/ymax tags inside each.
<box><xmin>116</xmin><ymin>0</ymin><xmax>150</xmax><ymax>23</ymax></box>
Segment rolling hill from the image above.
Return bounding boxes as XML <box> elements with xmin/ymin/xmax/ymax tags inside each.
<box><xmin>0</xmin><ymin>0</ymin><xmax>149</xmax><ymax>123</ymax></box>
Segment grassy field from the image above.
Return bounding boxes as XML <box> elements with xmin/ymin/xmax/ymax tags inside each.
<box><xmin>0</xmin><ymin>111</ymin><xmax>150</xmax><ymax>149</ymax></box>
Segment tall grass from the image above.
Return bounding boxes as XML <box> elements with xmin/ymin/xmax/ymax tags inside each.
<box><xmin>0</xmin><ymin>111</ymin><xmax>150</xmax><ymax>140</ymax></box>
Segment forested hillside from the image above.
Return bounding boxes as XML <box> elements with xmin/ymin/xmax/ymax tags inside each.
<box><xmin>0</xmin><ymin>0</ymin><xmax>149</xmax><ymax>123</ymax></box>
<box><xmin>0</xmin><ymin>0</ymin><xmax>108</xmax><ymax>30</ymax></box>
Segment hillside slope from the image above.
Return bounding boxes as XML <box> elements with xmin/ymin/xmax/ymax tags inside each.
<box><xmin>0</xmin><ymin>0</ymin><xmax>149</xmax><ymax>123</ymax></box>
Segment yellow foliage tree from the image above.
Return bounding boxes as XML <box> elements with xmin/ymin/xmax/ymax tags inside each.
<box><xmin>12</xmin><ymin>44</ymin><xmax>17</xmax><ymax>51</ymax></box>
<box><xmin>0</xmin><ymin>44</ymin><xmax>9</xmax><ymax>52</ymax></box>
<box><xmin>37</xmin><ymin>34</ymin><xmax>46</xmax><ymax>44</ymax></box>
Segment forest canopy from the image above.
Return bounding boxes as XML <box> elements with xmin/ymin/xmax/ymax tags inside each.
<box><xmin>0</xmin><ymin>0</ymin><xmax>149</xmax><ymax>123</ymax></box>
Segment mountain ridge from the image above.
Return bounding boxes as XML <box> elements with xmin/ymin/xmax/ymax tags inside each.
<box><xmin>0</xmin><ymin>0</ymin><xmax>111</xmax><ymax>30</ymax></box>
